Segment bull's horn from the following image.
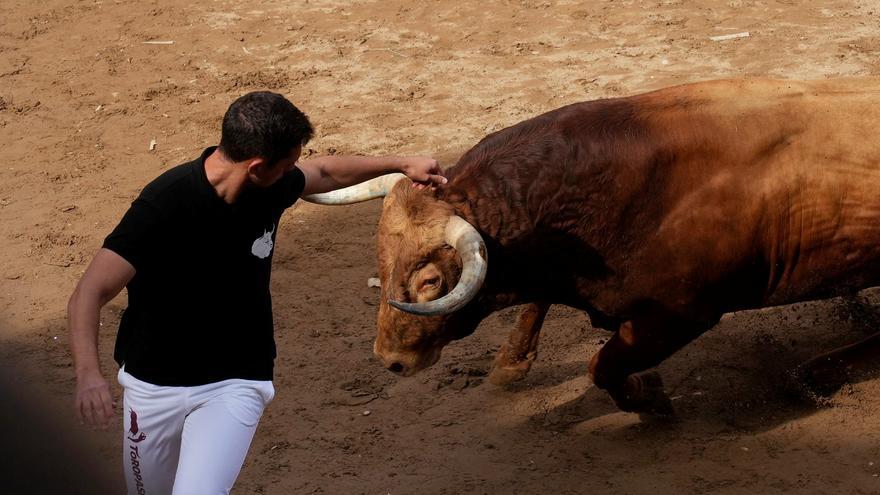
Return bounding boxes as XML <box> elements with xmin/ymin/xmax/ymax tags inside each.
<box><xmin>389</xmin><ymin>215</ymin><xmax>487</xmax><ymax>316</ymax></box>
<box><xmin>301</xmin><ymin>173</ymin><xmax>406</xmax><ymax>205</ymax></box>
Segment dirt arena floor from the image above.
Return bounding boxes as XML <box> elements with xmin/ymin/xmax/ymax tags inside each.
<box><xmin>3</xmin><ymin>0</ymin><xmax>880</xmax><ymax>493</ymax></box>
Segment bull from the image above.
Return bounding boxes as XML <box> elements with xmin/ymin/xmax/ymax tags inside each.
<box><xmin>304</xmin><ymin>78</ymin><xmax>880</xmax><ymax>414</ymax></box>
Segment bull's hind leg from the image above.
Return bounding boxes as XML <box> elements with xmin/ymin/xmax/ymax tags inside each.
<box><xmin>589</xmin><ymin>309</ymin><xmax>717</xmax><ymax>415</ymax></box>
<box><xmin>797</xmin><ymin>331</ymin><xmax>880</xmax><ymax>396</ymax></box>
<box><xmin>489</xmin><ymin>303</ymin><xmax>551</xmax><ymax>385</ymax></box>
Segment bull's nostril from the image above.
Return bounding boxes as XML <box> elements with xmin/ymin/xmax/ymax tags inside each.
<box><xmin>388</xmin><ymin>362</ymin><xmax>404</xmax><ymax>374</ymax></box>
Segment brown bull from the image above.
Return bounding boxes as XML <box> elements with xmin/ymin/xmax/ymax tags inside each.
<box><xmin>305</xmin><ymin>78</ymin><xmax>880</xmax><ymax>414</ymax></box>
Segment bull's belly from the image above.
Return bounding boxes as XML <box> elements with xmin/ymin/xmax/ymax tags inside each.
<box><xmin>762</xmin><ymin>258</ymin><xmax>880</xmax><ymax>307</ymax></box>
<box><xmin>568</xmin><ymin>256</ymin><xmax>880</xmax><ymax>324</ymax></box>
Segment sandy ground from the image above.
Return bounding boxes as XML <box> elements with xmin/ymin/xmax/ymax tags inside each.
<box><xmin>3</xmin><ymin>0</ymin><xmax>880</xmax><ymax>493</ymax></box>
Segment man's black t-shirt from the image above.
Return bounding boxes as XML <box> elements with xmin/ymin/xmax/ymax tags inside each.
<box><xmin>104</xmin><ymin>147</ymin><xmax>305</xmax><ymax>386</ymax></box>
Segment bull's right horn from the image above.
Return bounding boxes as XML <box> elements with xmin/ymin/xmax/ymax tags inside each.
<box><xmin>388</xmin><ymin>215</ymin><xmax>487</xmax><ymax>316</ymax></box>
<box><xmin>301</xmin><ymin>173</ymin><xmax>406</xmax><ymax>205</ymax></box>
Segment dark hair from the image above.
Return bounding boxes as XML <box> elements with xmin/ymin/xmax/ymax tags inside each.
<box><xmin>218</xmin><ymin>91</ymin><xmax>314</xmax><ymax>166</ymax></box>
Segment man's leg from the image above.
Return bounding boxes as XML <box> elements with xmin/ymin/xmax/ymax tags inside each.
<box><xmin>118</xmin><ymin>368</ymin><xmax>186</xmax><ymax>495</ymax></box>
<box><xmin>171</xmin><ymin>380</ymin><xmax>275</xmax><ymax>495</ymax></box>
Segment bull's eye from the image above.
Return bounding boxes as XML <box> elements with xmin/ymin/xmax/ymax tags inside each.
<box><xmin>415</xmin><ymin>260</ymin><xmax>428</xmax><ymax>270</ymax></box>
<box><xmin>422</xmin><ymin>276</ymin><xmax>440</xmax><ymax>289</ymax></box>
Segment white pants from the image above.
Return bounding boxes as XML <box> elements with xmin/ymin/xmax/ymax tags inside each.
<box><xmin>118</xmin><ymin>368</ymin><xmax>275</xmax><ymax>495</ymax></box>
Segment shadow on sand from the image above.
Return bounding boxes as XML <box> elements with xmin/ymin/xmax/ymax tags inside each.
<box><xmin>500</xmin><ymin>293</ymin><xmax>880</xmax><ymax>435</ymax></box>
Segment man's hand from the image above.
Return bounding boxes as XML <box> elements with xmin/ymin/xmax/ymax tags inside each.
<box><xmin>399</xmin><ymin>156</ymin><xmax>447</xmax><ymax>190</ymax></box>
<box><xmin>298</xmin><ymin>154</ymin><xmax>448</xmax><ymax>196</ymax></box>
<box><xmin>75</xmin><ymin>370</ymin><xmax>115</xmax><ymax>430</ymax></box>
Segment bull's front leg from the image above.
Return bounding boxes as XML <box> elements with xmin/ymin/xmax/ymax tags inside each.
<box><xmin>489</xmin><ymin>303</ymin><xmax>551</xmax><ymax>385</ymax></box>
<box><xmin>588</xmin><ymin>310</ymin><xmax>716</xmax><ymax>415</ymax></box>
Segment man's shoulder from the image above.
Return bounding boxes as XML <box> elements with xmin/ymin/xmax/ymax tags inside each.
<box><xmin>139</xmin><ymin>151</ymin><xmax>208</xmax><ymax>205</ymax></box>
<box><xmin>268</xmin><ymin>166</ymin><xmax>306</xmax><ymax>210</ymax></box>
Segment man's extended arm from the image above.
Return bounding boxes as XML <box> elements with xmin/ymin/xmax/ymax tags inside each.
<box><xmin>296</xmin><ymin>155</ymin><xmax>446</xmax><ymax>196</ymax></box>
<box><xmin>67</xmin><ymin>248</ymin><xmax>135</xmax><ymax>429</ymax></box>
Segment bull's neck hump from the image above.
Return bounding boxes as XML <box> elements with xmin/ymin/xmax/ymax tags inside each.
<box><xmin>438</xmin><ymin>167</ymin><xmax>541</xmax><ymax>246</ymax></box>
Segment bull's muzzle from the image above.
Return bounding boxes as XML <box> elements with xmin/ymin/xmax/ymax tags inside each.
<box><xmin>373</xmin><ymin>340</ymin><xmax>441</xmax><ymax>377</ymax></box>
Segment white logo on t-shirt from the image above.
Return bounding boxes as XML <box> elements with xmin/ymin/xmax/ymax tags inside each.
<box><xmin>251</xmin><ymin>224</ymin><xmax>275</xmax><ymax>259</ymax></box>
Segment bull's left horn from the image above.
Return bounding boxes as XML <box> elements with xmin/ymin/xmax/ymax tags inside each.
<box><xmin>301</xmin><ymin>173</ymin><xmax>406</xmax><ymax>205</ymax></box>
<box><xmin>389</xmin><ymin>215</ymin><xmax>487</xmax><ymax>316</ymax></box>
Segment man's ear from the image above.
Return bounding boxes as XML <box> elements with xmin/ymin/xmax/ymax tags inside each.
<box><xmin>245</xmin><ymin>157</ymin><xmax>269</xmax><ymax>184</ymax></box>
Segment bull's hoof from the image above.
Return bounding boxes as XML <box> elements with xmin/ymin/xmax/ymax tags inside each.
<box><xmin>488</xmin><ymin>359</ymin><xmax>533</xmax><ymax>386</ymax></box>
<box><xmin>611</xmin><ymin>371</ymin><xmax>675</xmax><ymax>417</ymax></box>
<box><xmin>488</xmin><ymin>344</ymin><xmax>536</xmax><ymax>386</ymax></box>
<box><xmin>793</xmin><ymin>358</ymin><xmax>850</xmax><ymax>398</ymax></box>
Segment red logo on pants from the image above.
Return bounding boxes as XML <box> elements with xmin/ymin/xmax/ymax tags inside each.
<box><xmin>128</xmin><ymin>408</ymin><xmax>147</xmax><ymax>443</ymax></box>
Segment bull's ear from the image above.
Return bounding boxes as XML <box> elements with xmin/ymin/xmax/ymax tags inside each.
<box><xmin>389</xmin><ymin>216</ymin><xmax>486</xmax><ymax>315</ymax></box>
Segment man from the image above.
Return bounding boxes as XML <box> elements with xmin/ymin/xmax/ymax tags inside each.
<box><xmin>68</xmin><ymin>91</ymin><xmax>445</xmax><ymax>494</ymax></box>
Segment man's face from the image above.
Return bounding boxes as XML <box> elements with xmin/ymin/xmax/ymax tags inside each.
<box><xmin>252</xmin><ymin>145</ymin><xmax>302</xmax><ymax>187</ymax></box>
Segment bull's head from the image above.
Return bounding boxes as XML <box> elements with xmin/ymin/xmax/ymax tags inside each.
<box><xmin>303</xmin><ymin>174</ymin><xmax>487</xmax><ymax>375</ymax></box>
